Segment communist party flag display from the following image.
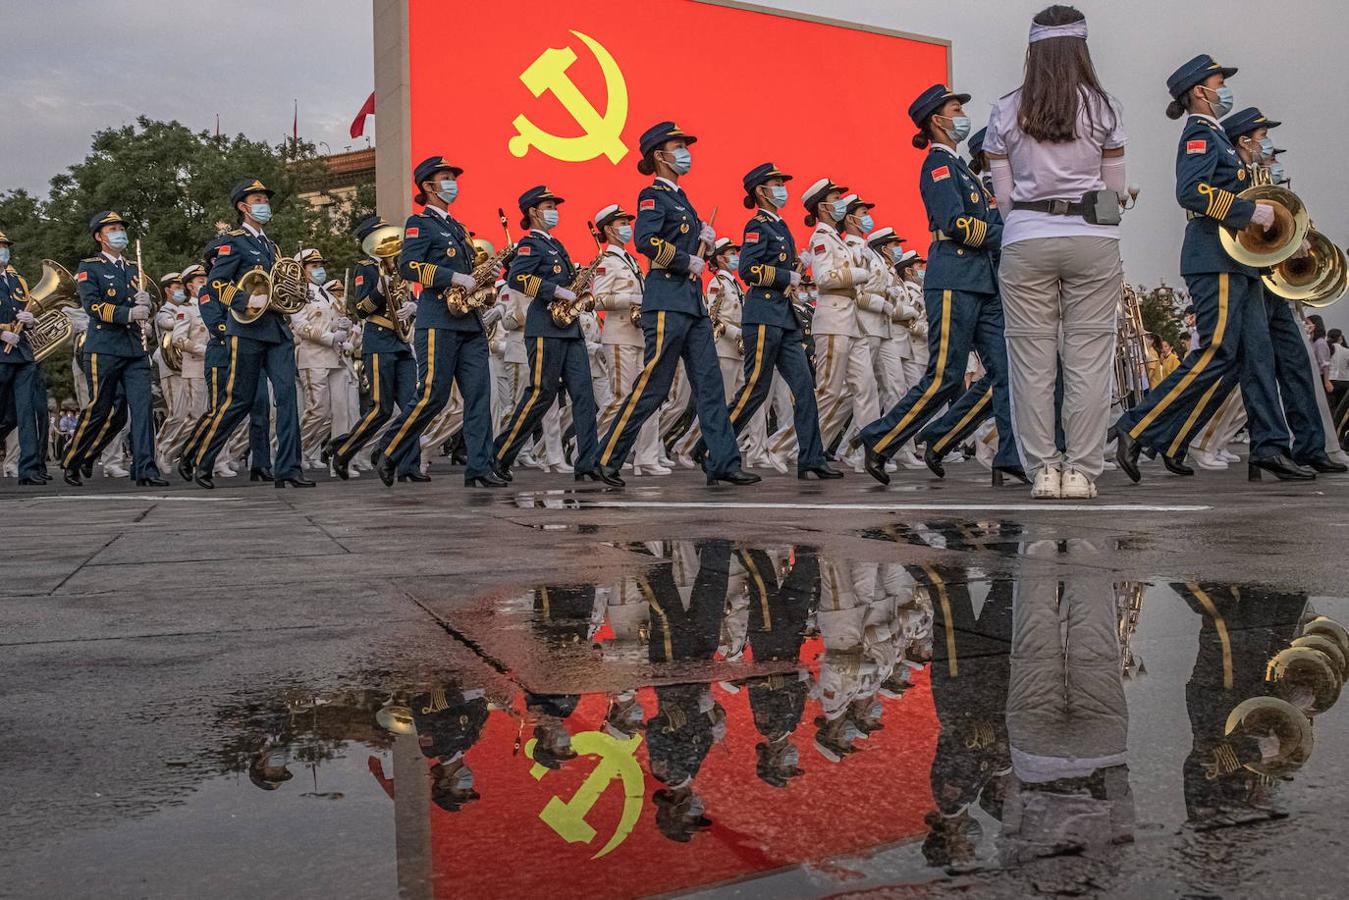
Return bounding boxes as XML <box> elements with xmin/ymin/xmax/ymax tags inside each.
<box><xmin>406</xmin><ymin>0</ymin><xmax>950</xmax><ymax>258</ymax></box>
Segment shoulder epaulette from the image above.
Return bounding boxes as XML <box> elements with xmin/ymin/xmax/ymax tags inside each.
<box><xmin>649</xmin><ymin>182</ymin><xmax>669</xmax><ymax>192</ymax></box>
<box><xmin>359</xmin><ymin>257</ymin><xmax>378</xmax><ymax>266</ymax></box>
<box><xmin>81</xmin><ymin>256</ymin><xmax>101</xmax><ymax>264</ymax></box>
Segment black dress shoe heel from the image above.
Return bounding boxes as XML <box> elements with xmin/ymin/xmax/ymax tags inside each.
<box><xmin>1250</xmin><ymin>454</ymin><xmax>1316</xmax><ymax>482</ymax></box>
<box><xmin>798</xmin><ymin>464</ymin><xmax>844</xmax><ymax>480</ymax></box>
<box><xmin>707</xmin><ymin>470</ymin><xmax>761</xmax><ymax>486</ymax></box>
<box><xmin>250</xmin><ymin>467</ymin><xmax>273</xmax><ymax>482</ymax></box>
<box><xmin>575</xmin><ymin>469</ymin><xmax>606</xmax><ymax>483</ymax></box>
<box><xmin>1162</xmin><ymin>455</ymin><xmax>1194</xmax><ymax>477</ymax></box>
<box><xmin>1248</xmin><ymin>463</ymin><xmax>1262</xmax><ymax>482</ymax></box>
<box><xmin>1299</xmin><ymin>454</ymin><xmax>1348</xmax><ymax>474</ymax></box>
<box><xmin>275</xmin><ymin>477</ymin><xmax>317</xmax><ymax>488</ymax></box>
<box><xmin>177</xmin><ymin>458</ymin><xmax>194</xmax><ymax>482</ymax></box>
<box><xmin>374</xmin><ymin>453</ymin><xmax>395</xmax><ymax>487</ymax></box>
<box><xmin>136</xmin><ymin>477</ymin><xmax>169</xmax><ymax>487</ymax></box>
<box><xmin>194</xmin><ymin>473</ymin><xmax>215</xmax><ymax>490</ymax></box>
<box><xmin>465</xmin><ymin>472</ymin><xmax>509</xmax><ymax>488</ymax></box>
<box><xmin>497</xmin><ymin>467</ymin><xmax>514</xmax><ymax>483</ymax></box>
<box><xmin>861</xmin><ymin>445</ymin><xmax>890</xmax><ymax>486</ymax></box>
<box><xmin>992</xmin><ymin>465</ymin><xmax>1030</xmax><ymax>486</ymax></box>
<box><xmin>81</xmin><ymin>462</ymin><xmax>94</xmax><ymax>479</ymax></box>
<box><xmin>598</xmin><ymin>466</ymin><xmax>626</xmax><ymax>487</ymax></box>
<box><xmin>923</xmin><ymin>445</ymin><xmax>945</xmax><ymax>478</ymax></box>
<box><xmin>1115</xmin><ymin>430</ymin><xmax>1142</xmax><ymax>483</ymax></box>
<box><xmin>63</xmin><ymin>467</ymin><xmax>83</xmax><ymax>487</ymax></box>
<box><xmin>397</xmin><ymin>472</ymin><xmax>431</xmax><ymax>483</ymax></box>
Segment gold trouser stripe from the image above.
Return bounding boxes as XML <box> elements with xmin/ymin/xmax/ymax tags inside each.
<box><xmin>877</xmin><ymin>291</ymin><xmax>952</xmax><ymax>453</ymax></box>
<box><xmin>740</xmin><ymin>550</ymin><xmax>771</xmax><ymax>631</ymax></box>
<box><xmin>926</xmin><ymin>565</ymin><xmax>957</xmax><ymax>677</ymax></box>
<box><xmin>1132</xmin><ymin>274</ymin><xmax>1230</xmax><ymax>440</ymax></box>
<box><xmin>195</xmin><ymin>338</ymin><xmax>239</xmax><ymax>466</ymax></box>
<box><xmin>601</xmin><ymin>312</ymin><xmax>665</xmax><ymax>466</ymax></box>
<box><xmin>499</xmin><ymin>337</ymin><xmax>546</xmax><ymax>460</ymax></box>
<box><xmin>933</xmin><ymin>389</ymin><xmax>990</xmax><ymax>454</ymax></box>
<box><xmin>1170</xmin><ymin>380</ymin><xmax>1226</xmax><ymax>458</ymax></box>
<box><xmin>729</xmin><ymin>326</ymin><xmax>767</xmax><ymax>424</ymax></box>
<box><xmin>816</xmin><ymin>335</ymin><xmax>850</xmax><ymax>440</ymax></box>
<box><xmin>64</xmin><ymin>352</ymin><xmax>100</xmax><ymax>467</ymax></box>
<box><xmin>386</xmin><ymin>329</ymin><xmax>437</xmax><ymax>457</ymax></box>
<box><xmin>635</xmin><ymin>575</ymin><xmax>673</xmax><ymax>661</ymax></box>
<box><xmin>338</xmin><ymin>353</ymin><xmax>383</xmax><ymax>457</ymax></box>
<box><xmin>1188</xmin><ymin>583</ymin><xmax>1233</xmax><ymax>689</ymax></box>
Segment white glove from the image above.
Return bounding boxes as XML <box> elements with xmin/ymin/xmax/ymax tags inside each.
<box><xmin>327</xmin><ymin>331</ymin><xmax>349</xmax><ymax>348</ymax></box>
<box><xmin>334</xmin><ymin>316</ymin><xmax>352</xmax><ymax>331</ymax></box>
<box><xmin>1250</xmin><ymin>203</ymin><xmax>1276</xmax><ymax>230</ymax></box>
<box><xmin>1</xmin><ymin>331</ymin><xmax>19</xmax><ymax>346</ymax></box>
<box><xmin>850</xmin><ymin>266</ymin><xmax>870</xmax><ymax>283</ymax></box>
<box><xmin>134</xmin><ymin>290</ymin><xmax>152</xmax><ymax>307</ymax></box>
<box><xmin>129</xmin><ymin>305</ymin><xmax>150</xmax><ymax>322</ymax></box>
<box><xmin>395</xmin><ymin>300</ymin><xmax>418</xmax><ymax>322</ymax></box>
<box><xmin>788</xmin><ymin>271</ymin><xmax>802</xmax><ymax>286</ymax></box>
<box><xmin>687</xmin><ymin>256</ymin><xmax>706</xmax><ymax>276</ymax></box>
<box><xmin>699</xmin><ymin>223</ymin><xmax>716</xmax><ymax>244</ymax></box>
<box><xmin>450</xmin><ymin>271</ymin><xmax>477</xmax><ymax>290</ymax></box>
<box><xmin>339</xmin><ymin>340</ymin><xmax>354</xmax><ymax>354</ymax></box>
<box><xmin>481</xmin><ymin>305</ymin><xmax>504</xmax><ymax>327</ymax></box>
<box><xmin>16</xmin><ymin>310</ymin><xmax>36</xmax><ymax>325</ymax></box>
<box><xmin>865</xmin><ymin>297</ymin><xmax>887</xmax><ymax>315</ymax></box>
<box><xmin>882</xmin><ymin>302</ymin><xmax>896</xmax><ymax>318</ymax></box>
<box><xmin>247</xmin><ymin>293</ymin><xmax>268</xmax><ymax>311</ymax></box>
<box><xmin>553</xmin><ymin>286</ymin><xmax>577</xmax><ymax>303</ymax></box>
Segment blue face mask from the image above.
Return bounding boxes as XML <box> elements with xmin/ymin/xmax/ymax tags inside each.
<box><xmin>436</xmin><ymin>179</ymin><xmax>459</xmax><ymax>204</ymax></box>
<box><xmin>768</xmin><ymin>184</ymin><xmax>789</xmax><ymax>209</ymax></box>
<box><xmin>666</xmin><ymin>147</ymin><xmax>692</xmax><ymax>174</ymax></box>
<box><xmin>1269</xmin><ymin>162</ymin><xmax>1287</xmax><ymax>184</ymax></box>
<box><xmin>726</xmin><ymin>253</ymin><xmax>740</xmax><ymax>270</ymax></box>
<box><xmin>0</xmin><ymin>248</ymin><xmax>9</xmax><ymax>266</ymax></box>
<box><xmin>106</xmin><ymin>230</ymin><xmax>130</xmax><ymax>251</ymax></box>
<box><xmin>1258</xmin><ymin>136</ymin><xmax>1275</xmax><ymax>159</ymax></box>
<box><xmin>890</xmin><ymin>246</ymin><xmax>906</xmax><ymax>263</ymax></box>
<box><xmin>249</xmin><ymin>203</ymin><xmax>273</xmax><ymax>224</ymax></box>
<box><xmin>309</xmin><ymin>267</ymin><xmax>327</xmax><ymax>285</ymax></box>
<box><xmin>939</xmin><ymin>115</ymin><xmax>972</xmax><ymax>143</ymax></box>
<box><xmin>452</xmin><ymin>766</ymin><xmax>475</xmax><ymax>792</ymax></box>
<box><xmin>859</xmin><ymin>213</ymin><xmax>875</xmax><ymax>234</ymax></box>
<box><xmin>171</xmin><ymin>288</ymin><xmax>186</xmax><ymax>302</ymax></box>
<box><xmin>831</xmin><ymin>199</ymin><xmax>849</xmax><ymax>223</ymax></box>
<box><xmin>614</xmin><ymin>224</ymin><xmax>633</xmax><ymax>244</ymax></box>
<box><xmin>540</xmin><ymin>209</ymin><xmax>559</xmax><ymax>231</ymax></box>
<box><xmin>1204</xmin><ymin>84</ymin><xmax>1234</xmax><ymax>118</ymax></box>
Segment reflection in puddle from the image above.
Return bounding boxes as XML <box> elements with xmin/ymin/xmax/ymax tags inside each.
<box><xmin>16</xmin><ymin>539</ymin><xmax>1349</xmax><ymax>899</ymax></box>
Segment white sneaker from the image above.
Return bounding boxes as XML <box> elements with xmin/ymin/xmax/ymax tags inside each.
<box><xmin>1191</xmin><ymin>448</ymin><xmax>1228</xmax><ymax>471</ymax></box>
<box><xmin>632</xmin><ymin>463</ymin><xmax>672</xmax><ymax>476</ymax></box>
<box><xmin>103</xmin><ymin>463</ymin><xmax>131</xmax><ymax>478</ymax></box>
<box><xmin>893</xmin><ymin>449</ymin><xmax>925</xmax><ymax>470</ymax></box>
<box><xmin>213</xmin><ymin>463</ymin><xmax>237</xmax><ymax>478</ymax></box>
<box><xmin>1218</xmin><ymin>449</ymin><xmax>1241</xmax><ymax>463</ymax></box>
<box><xmin>1059</xmin><ymin>469</ymin><xmax>1098</xmax><ymax>499</ymax></box>
<box><xmin>673</xmin><ymin>454</ymin><xmax>697</xmax><ymax>469</ymax></box>
<box><xmin>1031</xmin><ymin>465</ymin><xmax>1062</xmax><ymax>499</ymax></box>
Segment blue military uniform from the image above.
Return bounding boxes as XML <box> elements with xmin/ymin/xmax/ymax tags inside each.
<box><xmin>376</xmin><ymin>156</ymin><xmax>497</xmax><ymax>484</ymax></box>
<box><xmin>494</xmin><ymin>185</ymin><xmax>602</xmax><ymax>475</ymax></box>
<box><xmin>597</xmin><ymin>121</ymin><xmax>747</xmax><ymax>482</ymax></box>
<box><xmin>855</xmin><ymin>86</ymin><xmax>1017</xmax><ymax>479</ymax></box>
<box><xmin>0</xmin><ymin>241</ymin><xmax>44</xmax><ymax>481</ymax></box>
<box><xmin>193</xmin><ymin>178</ymin><xmax>301</xmax><ymax>485</ymax></box>
<box><xmin>61</xmin><ymin>211</ymin><xmax>162</xmax><ymax>482</ymax></box>
<box><xmin>1115</xmin><ymin>58</ymin><xmax>1296</xmax><ymax>473</ymax></box>
<box><xmin>327</xmin><ymin>217</ymin><xmax>419</xmax><ymax>478</ymax></box>
<box><xmin>692</xmin><ymin>163</ymin><xmax>829</xmax><ymax>475</ymax></box>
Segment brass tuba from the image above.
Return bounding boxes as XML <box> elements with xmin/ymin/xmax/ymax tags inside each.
<box><xmin>1219</xmin><ymin>185</ymin><xmax>1309</xmax><ymax>268</ymax></box>
<box><xmin>9</xmin><ymin>260</ymin><xmax>80</xmax><ymax>362</ymax></box>
<box><xmin>360</xmin><ymin>224</ymin><xmax>414</xmax><ymax>341</ymax></box>
<box><xmin>230</xmin><ymin>256</ymin><xmax>308</xmax><ymax>324</ymax></box>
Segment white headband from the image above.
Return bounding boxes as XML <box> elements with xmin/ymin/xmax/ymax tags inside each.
<box><xmin>1029</xmin><ymin>20</ymin><xmax>1088</xmax><ymax>43</ymax></box>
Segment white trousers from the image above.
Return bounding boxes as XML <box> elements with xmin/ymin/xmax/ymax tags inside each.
<box><xmin>598</xmin><ymin>344</ymin><xmax>662</xmax><ymax>467</ymax></box>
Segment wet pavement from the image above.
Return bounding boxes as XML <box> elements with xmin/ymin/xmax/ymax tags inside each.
<box><xmin>2</xmin><ymin>460</ymin><xmax>1348</xmax><ymax>899</ymax></box>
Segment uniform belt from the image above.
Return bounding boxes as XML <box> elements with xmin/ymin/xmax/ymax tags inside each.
<box><xmin>1012</xmin><ymin>199</ymin><xmax>1087</xmax><ymax>216</ymax></box>
<box><xmin>367</xmin><ymin>314</ymin><xmax>396</xmax><ymax>329</ymax></box>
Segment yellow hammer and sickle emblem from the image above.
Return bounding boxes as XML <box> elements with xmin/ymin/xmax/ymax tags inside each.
<box><xmin>508</xmin><ymin>30</ymin><xmax>629</xmax><ymax>165</ymax></box>
<box><xmin>525</xmin><ymin>730</ymin><xmax>644</xmax><ymax>859</ymax></box>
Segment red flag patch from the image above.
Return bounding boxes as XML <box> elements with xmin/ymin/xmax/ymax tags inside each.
<box><xmin>814</xmin><ymin>244</ymin><xmax>826</xmax><ymax>254</ymax></box>
<box><xmin>746</xmin><ymin>232</ymin><xmax>760</xmax><ymax>243</ymax></box>
<box><xmin>640</xmin><ymin>199</ymin><xmax>656</xmax><ymax>211</ymax></box>
<box><xmin>76</xmin><ymin>271</ymin><xmax>88</xmax><ymax>282</ymax></box>
<box><xmin>931</xmin><ymin>165</ymin><xmax>951</xmax><ymax>182</ymax></box>
<box><xmin>595</xmin><ymin>266</ymin><xmax>606</xmax><ymax>274</ymax></box>
<box><xmin>517</xmin><ymin>245</ymin><xmax>532</xmax><ymax>256</ymax></box>
<box><xmin>354</xmin><ymin>275</ymin><xmax>364</xmax><ymax>286</ymax></box>
<box><xmin>405</xmin><ymin>227</ymin><xmax>420</xmax><ymax>238</ymax></box>
<box><xmin>217</xmin><ymin>244</ymin><xmax>231</xmax><ymax>255</ymax></box>
<box><xmin>1186</xmin><ymin>140</ymin><xmax>1207</xmax><ymax>155</ymax></box>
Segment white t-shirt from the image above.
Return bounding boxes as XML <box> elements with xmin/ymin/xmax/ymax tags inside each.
<box><xmin>1328</xmin><ymin>343</ymin><xmax>1349</xmax><ymax>381</ymax></box>
<box><xmin>984</xmin><ymin>87</ymin><xmax>1127</xmax><ymax>246</ymax></box>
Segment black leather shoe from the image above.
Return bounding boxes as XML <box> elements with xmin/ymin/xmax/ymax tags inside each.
<box><xmin>1162</xmin><ymin>455</ymin><xmax>1194</xmax><ymax>477</ymax></box>
<box><xmin>799</xmin><ymin>464</ymin><xmax>844</xmax><ymax>480</ymax></box>
<box><xmin>194</xmin><ymin>473</ymin><xmax>215</xmax><ymax>490</ymax></box>
<box><xmin>275</xmin><ymin>476</ymin><xmax>316</xmax><ymax>488</ymax></box>
<box><xmin>862</xmin><ymin>444</ymin><xmax>890</xmax><ymax>486</ymax></box>
<box><xmin>330</xmin><ymin>452</ymin><xmax>350</xmax><ymax>481</ymax></box>
<box><xmin>599</xmin><ymin>466</ymin><xmax>626</xmax><ymax>487</ymax></box>
<box><xmin>136</xmin><ymin>477</ymin><xmax>169</xmax><ymax>487</ymax></box>
<box><xmin>176</xmin><ymin>456</ymin><xmax>194</xmax><ymax>482</ymax></box>
<box><xmin>1115</xmin><ymin>429</ymin><xmax>1141</xmax><ymax>483</ymax></box>
<box><xmin>707</xmin><ymin>469</ymin><xmax>761</xmax><ymax>486</ymax></box>
<box><xmin>375</xmin><ymin>452</ymin><xmax>395</xmax><ymax>487</ymax></box>
<box><xmin>80</xmin><ymin>461</ymin><xmax>94</xmax><ymax>480</ymax></box>
<box><xmin>575</xmin><ymin>468</ymin><xmax>607</xmax><ymax>483</ymax></box>
<box><xmin>17</xmin><ymin>476</ymin><xmax>45</xmax><ymax>485</ymax></box>
<box><xmin>36</xmin><ymin>470</ymin><xmax>52</xmax><ymax>482</ymax></box>
<box><xmin>320</xmin><ymin>439</ymin><xmax>336</xmax><ymax>465</ymax></box>
<box><xmin>1297</xmin><ymin>453</ymin><xmax>1348</xmax><ymax>474</ymax></box>
<box><xmin>465</xmin><ymin>472</ymin><xmax>509</xmax><ymax>488</ymax></box>
<box><xmin>922</xmin><ymin>445</ymin><xmax>945</xmax><ymax>478</ymax></box>
<box><xmin>992</xmin><ymin>464</ymin><xmax>1030</xmax><ymax>486</ymax></box>
<box><xmin>691</xmin><ymin>444</ymin><xmax>708</xmax><ymax>473</ymax></box>
<box><xmin>1249</xmin><ymin>454</ymin><xmax>1316</xmax><ymax>481</ymax></box>
<box><xmin>496</xmin><ymin>466</ymin><xmax>514</xmax><ymax>483</ymax></box>
<box><xmin>397</xmin><ymin>471</ymin><xmax>432</xmax><ymax>483</ymax></box>
<box><xmin>250</xmin><ymin>467</ymin><xmax>273</xmax><ymax>482</ymax></box>
<box><xmin>63</xmin><ymin>467</ymin><xmax>83</xmax><ymax>487</ymax></box>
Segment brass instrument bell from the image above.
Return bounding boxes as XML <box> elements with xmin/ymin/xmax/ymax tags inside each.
<box><xmin>1219</xmin><ymin>185</ymin><xmax>1309</xmax><ymax>268</ymax></box>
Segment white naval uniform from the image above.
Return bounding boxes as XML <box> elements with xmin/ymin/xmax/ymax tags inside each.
<box><xmin>153</xmin><ymin>301</ymin><xmax>186</xmax><ymax>470</ymax></box>
<box><xmin>675</xmin><ymin>267</ymin><xmax>750</xmax><ymax>457</ymax></box>
<box><xmin>162</xmin><ymin>295</ymin><xmax>208</xmax><ymax>466</ymax></box>
<box><xmin>847</xmin><ymin>234</ymin><xmax>898</xmax><ymax>439</ymax></box>
<box><xmin>293</xmin><ymin>283</ymin><xmax>351</xmax><ymax>466</ymax></box>
<box><xmin>592</xmin><ymin>244</ymin><xmax>663</xmax><ymax>470</ymax></box>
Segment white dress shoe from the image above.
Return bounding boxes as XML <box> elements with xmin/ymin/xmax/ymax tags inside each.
<box><xmin>1059</xmin><ymin>468</ymin><xmax>1097</xmax><ymax>499</ymax></box>
<box><xmin>1031</xmin><ymin>465</ymin><xmax>1062</xmax><ymax>499</ymax></box>
<box><xmin>103</xmin><ymin>463</ymin><xmax>131</xmax><ymax>478</ymax></box>
<box><xmin>1190</xmin><ymin>448</ymin><xmax>1228</xmax><ymax>471</ymax></box>
<box><xmin>633</xmin><ymin>463</ymin><xmax>672</xmax><ymax>476</ymax></box>
<box><xmin>1218</xmin><ymin>449</ymin><xmax>1241</xmax><ymax>463</ymax></box>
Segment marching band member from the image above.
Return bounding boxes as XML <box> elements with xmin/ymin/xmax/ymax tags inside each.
<box><xmin>591</xmin><ymin>204</ymin><xmax>670</xmax><ymax>475</ymax></box>
<box><xmin>326</xmin><ymin>217</ymin><xmax>421</xmax><ymax>481</ymax></box>
<box><xmin>493</xmin><ymin>185</ymin><xmax>606</xmax><ymax>482</ymax></box>
<box><xmin>698</xmin><ymin>163</ymin><xmax>838</xmax><ymax>479</ymax></box>
<box><xmin>1114</xmin><ymin>57</ymin><xmax>1311</xmax><ymax>483</ymax></box>
<box><xmin>152</xmin><ymin>272</ymin><xmax>190</xmax><ymax>476</ymax></box>
<box><xmin>292</xmin><ymin>248</ymin><xmax>351</xmax><ymax>470</ymax></box>
<box><xmin>985</xmin><ymin>6</ymin><xmax>1126</xmax><ymax>499</ymax></box>
<box><xmin>61</xmin><ymin>211</ymin><xmax>166</xmax><ymax>487</ymax></box>
<box><xmin>192</xmin><ymin>179</ymin><xmax>308</xmax><ymax>489</ymax></box>
<box><xmin>839</xmin><ymin>194</ymin><xmax>890</xmax><ymax>463</ymax></box>
<box><xmin>164</xmin><ymin>263</ymin><xmax>209</xmax><ymax>472</ymax></box>
<box><xmin>0</xmin><ymin>230</ymin><xmax>46</xmax><ymax>484</ymax></box>
<box><xmin>1223</xmin><ymin>107</ymin><xmax>1344</xmax><ymax>474</ymax></box>
<box><xmin>852</xmin><ymin>85</ymin><xmax>1019</xmax><ymax>487</ymax></box>
<box><xmin>596</xmin><ymin>122</ymin><xmax>758</xmax><ymax>487</ymax></box>
<box><xmin>375</xmin><ymin>157</ymin><xmax>504</xmax><ymax>488</ymax></box>
<box><xmin>865</xmin><ymin>233</ymin><xmax>927</xmax><ymax>469</ymax></box>
<box><xmin>673</xmin><ymin>236</ymin><xmax>742</xmax><ymax>462</ymax></box>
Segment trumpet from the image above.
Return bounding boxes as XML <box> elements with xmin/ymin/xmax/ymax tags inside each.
<box><xmin>360</xmin><ymin>224</ymin><xmax>415</xmax><ymax>340</ymax></box>
<box><xmin>445</xmin><ymin>209</ymin><xmax>513</xmax><ymax>316</ymax></box>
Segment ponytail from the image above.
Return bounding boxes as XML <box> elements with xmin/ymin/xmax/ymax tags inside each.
<box><xmin>1165</xmin><ymin>98</ymin><xmax>1186</xmax><ymax>120</ymax></box>
<box><xmin>804</xmin><ymin>213</ymin><xmax>818</xmax><ymax>227</ymax></box>
<box><xmin>637</xmin><ymin>152</ymin><xmax>656</xmax><ymax>176</ymax></box>
<box><xmin>912</xmin><ymin>130</ymin><xmax>930</xmax><ymax>150</ymax></box>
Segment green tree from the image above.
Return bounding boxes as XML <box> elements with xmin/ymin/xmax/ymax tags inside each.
<box><xmin>1136</xmin><ymin>281</ymin><xmax>1188</xmax><ymax>351</ymax></box>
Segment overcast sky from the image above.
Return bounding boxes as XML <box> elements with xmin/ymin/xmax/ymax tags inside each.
<box><xmin>2</xmin><ymin>0</ymin><xmax>1347</xmax><ymax>329</ymax></box>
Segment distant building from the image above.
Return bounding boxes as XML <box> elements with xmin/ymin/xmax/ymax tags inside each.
<box><xmin>297</xmin><ymin>147</ymin><xmax>375</xmax><ymax>216</ymax></box>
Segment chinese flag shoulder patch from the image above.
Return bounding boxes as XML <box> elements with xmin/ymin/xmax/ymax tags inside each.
<box><xmin>217</xmin><ymin>244</ymin><xmax>231</xmax><ymax>255</ymax></box>
<box><xmin>746</xmin><ymin>231</ymin><xmax>760</xmax><ymax>243</ymax></box>
<box><xmin>176</xmin><ymin>311</ymin><xmax>186</xmax><ymax>320</ymax></box>
<box><xmin>76</xmin><ymin>270</ymin><xmax>88</xmax><ymax>281</ymax></box>
<box><xmin>1186</xmin><ymin>140</ymin><xmax>1207</xmax><ymax>155</ymax></box>
<box><xmin>595</xmin><ymin>266</ymin><xmax>606</xmax><ymax>274</ymax></box>
<box><xmin>405</xmin><ymin>227</ymin><xmax>420</xmax><ymax>238</ymax></box>
<box><xmin>517</xmin><ymin>245</ymin><xmax>532</xmax><ymax>256</ymax></box>
<box><xmin>931</xmin><ymin>165</ymin><xmax>951</xmax><ymax>182</ymax></box>
<box><xmin>640</xmin><ymin>198</ymin><xmax>656</xmax><ymax>211</ymax></box>
<box><xmin>354</xmin><ymin>275</ymin><xmax>364</xmax><ymax>286</ymax></box>
<box><xmin>814</xmin><ymin>244</ymin><xmax>826</xmax><ymax>254</ymax></box>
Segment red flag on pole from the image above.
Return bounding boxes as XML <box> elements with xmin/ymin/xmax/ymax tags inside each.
<box><xmin>350</xmin><ymin>92</ymin><xmax>375</xmax><ymax>139</ymax></box>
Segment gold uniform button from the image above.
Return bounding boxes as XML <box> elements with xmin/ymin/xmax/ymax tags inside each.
<box><xmin>956</xmin><ymin>249</ymin><xmax>965</xmax><ymax>256</ymax></box>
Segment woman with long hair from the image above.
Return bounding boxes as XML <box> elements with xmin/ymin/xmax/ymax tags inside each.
<box><xmin>984</xmin><ymin>5</ymin><xmax>1126</xmax><ymax>499</ymax></box>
